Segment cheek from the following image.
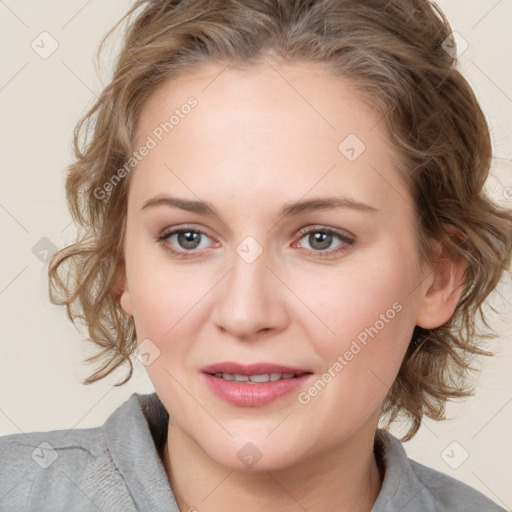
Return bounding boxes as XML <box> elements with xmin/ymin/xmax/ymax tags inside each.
<box><xmin>296</xmin><ymin>245</ymin><xmax>419</xmax><ymax>382</ymax></box>
<box><xmin>293</xmin><ymin>246</ymin><xmax>420</xmax><ymax>432</ymax></box>
<box><xmin>124</xmin><ymin>244</ymin><xmax>213</xmax><ymax>345</ymax></box>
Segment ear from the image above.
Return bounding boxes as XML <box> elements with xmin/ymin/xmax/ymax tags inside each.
<box><xmin>114</xmin><ymin>266</ymin><xmax>134</xmax><ymax>317</ymax></box>
<box><xmin>415</xmin><ymin>229</ymin><xmax>466</xmax><ymax>329</ymax></box>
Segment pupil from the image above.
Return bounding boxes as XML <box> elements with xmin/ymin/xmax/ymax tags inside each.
<box><xmin>178</xmin><ymin>231</ymin><xmax>200</xmax><ymax>250</ymax></box>
<box><xmin>310</xmin><ymin>232</ymin><xmax>331</xmax><ymax>250</ymax></box>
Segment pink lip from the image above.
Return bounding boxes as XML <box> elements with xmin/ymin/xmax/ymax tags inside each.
<box><xmin>200</xmin><ymin>362</ymin><xmax>310</xmax><ymax>375</ymax></box>
<box><xmin>201</xmin><ymin>361</ymin><xmax>313</xmax><ymax>407</ymax></box>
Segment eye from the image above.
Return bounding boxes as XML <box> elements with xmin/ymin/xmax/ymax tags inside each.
<box><xmin>157</xmin><ymin>226</ymin><xmax>218</xmax><ymax>256</ymax></box>
<box><xmin>294</xmin><ymin>226</ymin><xmax>355</xmax><ymax>257</ymax></box>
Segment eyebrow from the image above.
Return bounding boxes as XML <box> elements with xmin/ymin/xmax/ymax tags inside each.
<box><xmin>141</xmin><ymin>195</ymin><xmax>378</xmax><ymax>217</ymax></box>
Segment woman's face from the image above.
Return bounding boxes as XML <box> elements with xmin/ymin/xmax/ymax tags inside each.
<box><xmin>120</xmin><ymin>61</ymin><xmax>434</xmax><ymax>470</ymax></box>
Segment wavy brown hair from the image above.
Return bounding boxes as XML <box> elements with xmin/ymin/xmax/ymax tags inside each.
<box><xmin>48</xmin><ymin>0</ymin><xmax>512</xmax><ymax>440</ymax></box>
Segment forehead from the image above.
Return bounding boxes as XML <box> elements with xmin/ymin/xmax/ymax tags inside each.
<box><xmin>131</xmin><ymin>61</ymin><xmax>411</xmax><ymax>217</ymax></box>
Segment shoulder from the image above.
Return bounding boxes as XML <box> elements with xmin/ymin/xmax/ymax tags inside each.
<box><xmin>0</xmin><ymin>398</ymin><xmax>142</xmax><ymax>512</ymax></box>
<box><xmin>408</xmin><ymin>457</ymin><xmax>505</xmax><ymax>512</ymax></box>
<box><xmin>374</xmin><ymin>430</ymin><xmax>506</xmax><ymax>512</ymax></box>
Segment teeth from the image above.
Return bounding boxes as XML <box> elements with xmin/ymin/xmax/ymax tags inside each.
<box><xmin>220</xmin><ymin>373</ymin><xmax>235</xmax><ymax>381</ymax></box>
<box><xmin>213</xmin><ymin>372</ymin><xmax>300</xmax><ymax>382</ymax></box>
<box><xmin>249</xmin><ymin>374</ymin><xmax>270</xmax><ymax>383</ymax></box>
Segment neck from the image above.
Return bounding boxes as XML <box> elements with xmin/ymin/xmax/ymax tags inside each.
<box><xmin>162</xmin><ymin>421</ymin><xmax>383</xmax><ymax>512</ymax></box>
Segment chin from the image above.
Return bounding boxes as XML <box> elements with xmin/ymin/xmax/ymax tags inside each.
<box><xmin>197</xmin><ymin>433</ymin><xmax>305</xmax><ymax>472</ymax></box>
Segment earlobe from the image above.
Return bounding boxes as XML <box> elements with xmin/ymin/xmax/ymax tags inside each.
<box><xmin>120</xmin><ymin>289</ymin><xmax>134</xmax><ymax>317</ymax></box>
<box><xmin>415</xmin><ymin>241</ymin><xmax>467</xmax><ymax>330</ymax></box>
<box><xmin>114</xmin><ymin>268</ymin><xmax>134</xmax><ymax>317</ymax></box>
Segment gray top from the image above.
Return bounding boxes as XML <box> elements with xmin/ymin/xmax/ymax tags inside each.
<box><xmin>0</xmin><ymin>392</ymin><xmax>505</xmax><ymax>511</ymax></box>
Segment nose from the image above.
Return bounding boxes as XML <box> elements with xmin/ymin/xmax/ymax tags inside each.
<box><xmin>211</xmin><ymin>248</ymin><xmax>290</xmax><ymax>341</ymax></box>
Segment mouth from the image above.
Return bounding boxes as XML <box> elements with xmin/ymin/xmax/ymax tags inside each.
<box><xmin>200</xmin><ymin>362</ymin><xmax>313</xmax><ymax>407</ymax></box>
<box><xmin>208</xmin><ymin>372</ymin><xmax>307</xmax><ymax>383</ymax></box>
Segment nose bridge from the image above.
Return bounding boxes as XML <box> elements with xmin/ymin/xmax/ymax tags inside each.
<box><xmin>212</xmin><ymin>241</ymin><xmax>288</xmax><ymax>338</ymax></box>
<box><xmin>231</xmin><ymin>244</ymin><xmax>269</xmax><ymax>297</ymax></box>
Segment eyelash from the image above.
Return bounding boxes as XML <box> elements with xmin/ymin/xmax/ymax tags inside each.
<box><xmin>157</xmin><ymin>225</ymin><xmax>217</xmax><ymax>259</ymax></box>
<box><xmin>157</xmin><ymin>225</ymin><xmax>355</xmax><ymax>259</ymax></box>
<box><xmin>294</xmin><ymin>226</ymin><xmax>355</xmax><ymax>258</ymax></box>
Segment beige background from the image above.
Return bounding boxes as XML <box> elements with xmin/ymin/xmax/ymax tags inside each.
<box><xmin>0</xmin><ymin>0</ymin><xmax>511</xmax><ymax>507</ymax></box>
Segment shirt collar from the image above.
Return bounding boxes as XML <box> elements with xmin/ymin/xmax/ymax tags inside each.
<box><xmin>103</xmin><ymin>393</ymin><xmax>178</xmax><ymax>512</ymax></box>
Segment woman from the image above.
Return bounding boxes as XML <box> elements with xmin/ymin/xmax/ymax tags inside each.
<box><xmin>1</xmin><ymin>0</ymin><xmax>510</xmax><ymax>510</ymax></box>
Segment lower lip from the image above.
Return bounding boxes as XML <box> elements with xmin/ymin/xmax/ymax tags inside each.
<box><xmin>202</xmin><ymin>373</ymin><xmax>312</xmax><ymax>407</ymax></box>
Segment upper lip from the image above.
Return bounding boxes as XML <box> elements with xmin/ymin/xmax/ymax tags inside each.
<box><xmin>201</xmin><ymin>362</ymin><xmax>312</xmax><ymax>376</ymax></box>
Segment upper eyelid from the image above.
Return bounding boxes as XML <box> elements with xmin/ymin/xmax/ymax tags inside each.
<box><xmin>296</xmin><ymin>225</ymin><xmax>354</xmax><ymax>239</ymax></box>
<box><xmin>160</xmin><ymin>224</ymin><xmax>213</xmax><ymax>237</ymax></box>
